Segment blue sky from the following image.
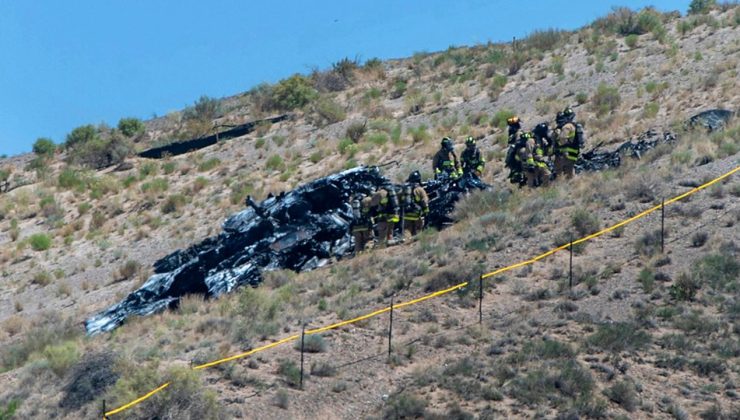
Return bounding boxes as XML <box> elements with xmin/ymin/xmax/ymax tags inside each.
<box><xmin>0</xmin><ymin>0</ymin><xmax>690</xmax><ymax>156</ymax></box>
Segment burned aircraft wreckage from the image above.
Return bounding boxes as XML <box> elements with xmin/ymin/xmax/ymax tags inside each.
<box><xmin>86</xmin><ymin>110</ymin><xmax>732</xmax><ymax>334</ymax></box>
<box><xmin>85</xmin><ymin>167</ymin><xmax>487</xmax><ymax>334</ymax></box>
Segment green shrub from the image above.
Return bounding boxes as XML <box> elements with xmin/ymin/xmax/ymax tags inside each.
<box><xmin>33</xmin><ymin>137</ymin><xmax>56</xmax><ymax>157</ymax></box>
<box><xmin>184</xmin><ymin>96</ymin><xmax>221</xmax><ymax>122</ymax></box>
<box><xmin>162</xmin><ymin>194</ymin><xmax>187</xmax><ymax>214</ymax></box>
<box><xmin>508</xmin><ymin>360</ymin><xmax>593</xmax><ymax>407</ymax></box>
<box><xmin>338</xmin><ymin>138</ymin><xmax>358</xmax><ymax>156</ymax></box>
<box><xmin>139</xmin><ymin>162</ymin><xmax>157</xmax><ymax>179</ymax></box>
<box><xmin>117</xmin><ymin>117</ymin><xmax>145</xmax><ymax>138</ymax></box>
<box><xmin>117</xmin><ymin>260</ymin><xmax>140</xmax><ymax>280</ymax></box>
<box><xmin>271</xmin><ymin>74</ymin><xmax>317</xmax><ymax>110</ymax></box>
<box><xmin>65</xmin><ymin>125</ymin><xmax>97</xmax><ymax>149</ymax></box>
<box><xmin>57</xmin><ymin>167</ymin><xmax>86</xmax><ymax>190</ymax></box>
<box><xmin>32</xmin><ymin>270</ymin><xmax>53</xmax><ymax>286</ymax></box>
<box><xmin>29</xmin><ymin>233</ymin><xmax>52</xmax><ymax>251</ymax></box>
<box><xmin>161</xmin><ymin>161</ymin><xmax>176</xmax><ymax>174</ymax></box>
<box><xmin>367</xmin><ymin>132</ymin><xmax>388</xmax><ymax>146</ymax></box>
<box><xmin>571</xmin><ymin>209</ymin><xmax>600</xmax><ymax>237</ymax></box>
<box><xmin>346</xmin><ymin>121</ymin><xmax>367</xmax><ymax>142</ymax></box>
<box><xmin>296</xmin><ymin>334</ymin><xmax>327</xmax><ymax>353</ymax></box>
<box><xmin>383</xmin><ymin>393</ymin><xmax>427</xmax><ymax>419</ymax></box>
<box><xmin>66</xmin><ymin>129</ymin><xmax>132</xmax><ymax>169</ymax></box>
<box><xmin>141</xmin><ymin>178</ymin><xmax>169</xmax><ymax>194</ymax></box>
<box><xmin>689</xmin><ymin>0</ymin><xmax>716</xmax><ymax>14</ymax></box>
<box><xmin>625</xmin><ymin>34</ymin><xmax>639</xmax><ymax>49</ymax></box>
<box><xmin>603</xmin><ymin>381</ymin><xmax>638</xmax><ymax>412</ymax></box>
<box><xmin>638</xmin><ymin>268</ymin><xmax>655</xmax><ymax>293</ymax></box>
<box><xmin>575</xmin><ymin>92</ymin><xmax>588</xmax><ymax>105</ymax></box>
<box><xmin>229</xmin><ymin>182</ymin><xmax>253</xmax><ymax>205</ymax></box>
<box><xmin>693</xmin><ymin>253</ymin><xmax>738</xmax><ymax>291</ymax></box>
<box><xmin>108</xmin><ymin>366</ymin><xmax>220</xmax><ymax>419</ymax></box>
<box><xmin>0</xmin><ymin>315</ymin><xmax>79</xmax><ymax>371</ymax></box>
<box><xmin>43</xmin><ymin>341</ymin><xmax>80</xmax><ymax>377</ymax></box>
<box><xmin>549</xmin><ymin>55</ymin><xmax>565</xmax><ymax>75</ymax></box>
<box><xmin>0</xmin><ymin>400</ymin><xmax>19</xmax><ymax>420</ymax></box>
<box><xmin>525</xmin><ymin>29</ymin><xmax>565</xmax><ymax>52</ymax></box>
<box><xmin>197</xmin><ymin>157</ymin><xmax>221</xmax><ymax>172</ymax></box>
<box><xmin>309</xmin><ymin>151</ymin><xmax>323</xmax><ymax>164</ymax></box>
<box><xmin>643</xmin><ymin>102</ymin><xmax>659</xmax><ymax>119</ymax></box>
<box><xmin>390</xmin><ymin>78</ymin><xmax>407</xmax><ymax>99</ymax></box>
<box><xmin>311</xmin><ymin>97</ymin><xmax>346</xmax><ymax>125</ymax></box>
<box><xmin>277</xmin><ymin>359</ymin><xmax>301</xmax><ymax>388</ymax></box>
<box><xmin>586</xmin><ymin>322</ymin><xmax>650</xmax><ymax>352</ymax></box>
<box><xmin>265</xmin><ymin>155</ymin><xmax>285</xmax><ymax>171</ymax></box>
<box><xmin>591</xmin><ymin>83</ymin><xmax>621</xmax><ymax>117</ymax></box>
<box><xmin>408</xmin><ymin>124</ymin><xmax>430</xmax><ymax>143</ymax></box>
<box><xmin>491</xmin><ymin>109</ymin><xmax>516</xmax><ymax>129</ymax></box>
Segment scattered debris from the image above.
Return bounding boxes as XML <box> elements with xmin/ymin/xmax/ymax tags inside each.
<box><xmin>576</xmin><ymin>130</ymin><xmax>677</xmax><ymax>173</ymax></box>
<box><xmin>687</xmin><ymin>109</ymin><xmax>734</xmax><ymax>132</ymax></box>
<box><xmin>138</xmin><ymin>114</ymin><xmax>289</xmax><ymax>159</ymax></box>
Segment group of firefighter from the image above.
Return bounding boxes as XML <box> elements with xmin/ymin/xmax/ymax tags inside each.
<box><xmin>351</xmin><ymin>106</ymin><xmax>585</xmax><ymax>253</ymax></box>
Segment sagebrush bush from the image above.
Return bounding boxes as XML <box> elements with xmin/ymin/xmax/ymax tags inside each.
<box><xmin>265</xmin><ymin>155</ymin><xmax>285</xmax><ymax>171</ymax></box>
<box><xmin>29</xmin><ymin>233</ymin><xmax>52</xmax><ymax>251</ymax></box>
<box><xmin>277</xmin><ymin>359</ymin><xmax>301</xmax><ymax>388</ymax></box>
<box><xmin>310</xmin><ymin>97</ymin><xmax>346</xmax><ymax>126</ymax></box>
<box><xmin>297</xmin><ymin>334</ymin><xmax>327</xmax><ymax>353</ymax></box>
<box><xmin>383</xmin><ymin>393</ymin><xmax>427</xmax><ymax>419</ymax></box>
<box><xmin>346</xmin><ymin>121</ymin><xmax>367</xmax><ymax>142</ymax></box>
<box><xmin>591</xmin><ymin>83</ymin><xmax>621</xmax><ymax>117</ymax></box>
<box><xmin>571</xmin><ymin>209</ymin><xmax>600</xmax><ymax>237</ymax></box>
<box><xmin>33</xmin><ymin>137</ymin><xmax>56</xmax><ymax>157</ymax></box>
<box><xmin>586</xmin><ymin>322</ymin><xmax>650</xmax><ymax>352</ymax></box>
<box><xmin>117</xmin><ymin>117</ymin><xmax>145</xmax><ymax>138</ymax></box>
<box><xmin>117</xmin><ymin>260</ymin><xmax>141</xmax><ymax>281</ymax></box>
<box><xmin>197</xmin><ymin>157</ymin><xmax>221</xmax><ymax>172</ymax></box>
<box><xmin>43</xmin><ymin>341</ymin><xmax>80</xmax><ymax>377</ymax></box>
<box><xmin>603</xmin><ymin>380</ymin><xmax>638</xmax><ymax>412</ymax></box>
<box><xmin>689</xmin><ymin>0</ymin><xmax>716</xmax><ymax>15</ymax></box>
<box><xmin>184</xmin><ymin>96</ymin><xmax>221</xmax><ymax>122</ymax></box>
<box><xmin>271</xmin><ymin>74</ymin><xmax>317</xmax><ymax>110</ymax></box>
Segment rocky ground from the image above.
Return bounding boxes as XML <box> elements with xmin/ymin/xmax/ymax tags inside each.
<box><xmin>0</xmin><ymin>4</ymin><xmax>739</xmax><ymax>419</ymax></box>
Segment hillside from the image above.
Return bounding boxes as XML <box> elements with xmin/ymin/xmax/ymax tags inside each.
<box><xmin>1</xmin><ymin>4</ymin><xmax>739</xmax><ymax>419</ymax></box>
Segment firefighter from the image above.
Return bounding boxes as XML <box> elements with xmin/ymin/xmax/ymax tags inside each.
<box><xmin>553</xmin><ymin>107</ymin><xmax>585</xmax><ymax>179</ymax></box>
<box><xmin>432</xmin><ymin>137</ymin><xmax>462</xmax><ymax>180</ymax></box>
<box><xmin>369</xmin><ymin>183</ymin><xmax>399</xmax><ymax>246</ymax></box>
<box><xmin>401</xmin><ymin>171</ymin><xmax>429</xmax><ymax>237</ymax></box>
<box><xmin>507</xmin><ymin>116</ymin><xmax>523</xmax><ymax>145</ymax></box>
<box><xmin>505</xmin><ymin>133</ymin><xmax>527</xmax><ymax>187</ymax></box>
<box><xmin>461</xmin><ymin>136</ymin><xmax>485</xmax><ymax>177</ymax></box>
<box><xmin>351</xmin><ymin>193</ymin><xmax>374</xmax><ymax>253</ymax></box>
<box><xmin>517</xmin><ymin>131</ymin><xmax>551</xmax><ymax>188</ymax></box>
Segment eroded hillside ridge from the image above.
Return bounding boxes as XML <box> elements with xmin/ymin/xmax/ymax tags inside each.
<box><xmin>0</xmin><ymin>3</ymin><xmax>739</xmax><ymax>419</ymax></box>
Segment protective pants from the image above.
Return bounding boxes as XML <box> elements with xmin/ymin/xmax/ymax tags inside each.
<box><xmin>554</xmin><ymin>155</ymin><xmax>576</xmax><ymax>179</ymax></box>
<box><xmin>376</xmin><ymin>221</ymin><xmax>394</xmax><ymax>246</ymax></box>
<box><xmin>526</xmin><ymin>166</ymin><xmax>551</xmax><ymax>188</ymax></box>
<box><xmin>352</xmin><ymin>229</ymin><xmax>372</xmax><ymax>253</ymax></box>
<box><xmin>403</xmin><ymin>218</ymin><xmax>424</xmax><ymax>238</ymax></box>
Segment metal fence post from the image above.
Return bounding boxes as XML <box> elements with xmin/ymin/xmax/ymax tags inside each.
<box><xmin>569</xmin><ymin>234</ymin><xmax>574</xmax><ymax>289</ymax></box>
<box><xmin>300</xmin><ymin>324</ymin><xmax>305</xmax><ymax>390</ymax></box>
<box><xmin>478</xmin><ymin>275</ymin><xmax>483</xmax><ymax>325</ymax></box>
<box><xmin>388</xmin><ymin>296</ymin><xmax>394</xmax><ymax>358</ymax></box>
<box><xmin>661</xmin><ymin>199</ymin><xmax>665</xmax><ymax>253</ymax></box>
<box><xmin>102</xmin><ymin>399</ymin><xmax>106</xmax><ymax>420</ymax></box>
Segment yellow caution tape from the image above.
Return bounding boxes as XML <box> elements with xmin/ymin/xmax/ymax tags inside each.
<box><xmin>104</xmin><ymin>165</ymin><xmax>738</xmax><ymax>417</ymax></box>
<box><xmin>104</xmin><ymin>382</ymin><xmax>171</xmax><ymax>417</ymax></box>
